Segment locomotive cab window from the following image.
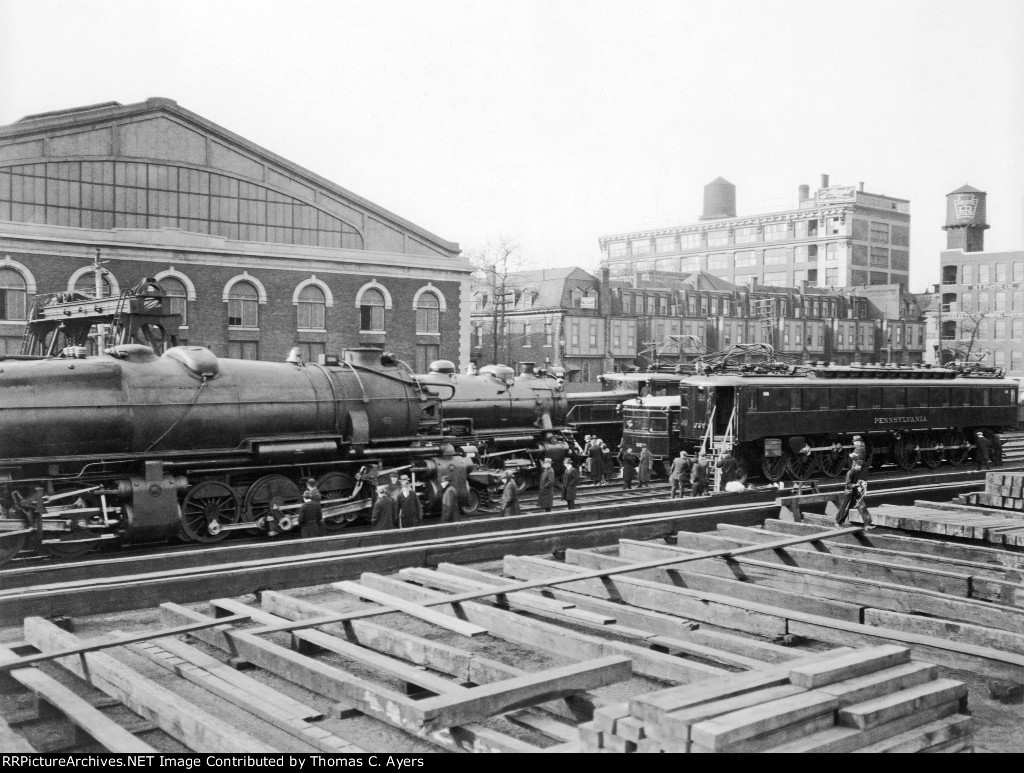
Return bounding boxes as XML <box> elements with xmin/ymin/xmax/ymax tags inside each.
<box><xmin>929</xmin><ymin>388</ymin><xmax>950</xmax><ymax>408</ymax></box>
<box><xmin>951</xmin><ymin>387</ymin><xmax>968</xmax><ymax>407</ymax></box>
<box><xmin>908</xmin><ymin>386</ymin><xmax>927</xmax><ymax>408</ymax></box>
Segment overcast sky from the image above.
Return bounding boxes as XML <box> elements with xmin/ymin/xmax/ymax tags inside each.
<box><xmin>1</xmin><ymin>0</ymin><xmax>1022</xmax><ymax>291</ymax></box>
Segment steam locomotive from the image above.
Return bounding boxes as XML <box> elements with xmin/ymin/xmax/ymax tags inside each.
<box><xmin>0</xmin><ymin>344</ymin><xmax>577</xmax><ymax>566</ymax></box>
<box><xmin>621</xmin><ymin>360</ymin><xmax>1018</xmax><ymax>481</ymax></box>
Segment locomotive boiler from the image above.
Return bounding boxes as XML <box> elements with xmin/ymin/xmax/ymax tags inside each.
<box><xmin>0</xmin><ymin>345</ymin><xmax>574</xmax><ymax>567</ymax></box>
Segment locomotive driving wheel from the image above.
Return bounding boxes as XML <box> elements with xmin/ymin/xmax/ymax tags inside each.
<box><xmin>816</xmin><ymin>443</ymin><xmax>846</xmax><ymax>478</ymax></box>
<box><xmin>38</xmin><ymin>490</ymin><xmax>104</xmax><ymax>559</ymax></box>
<box><xmin>461</xmin><ymin>488</ymin><xmax>480</xmax><ymax>515</ymax></box>
<box><xmin>943</xmin><ymin>429</ymin><xmax>969</xmax><ymax>466</ymax></box>
<box><xmin>181</xmin><ymin>481</ymin><xmax>239</xmax><ymax>543</ymax></box>
<box><xmin>892</xmin><ymin>433</ymin><xmax>920</xmax><ymax>471</ymax></box>
<box><xmin>0</xmin><ymin>505</ymin><xmax>30</xmax><ymax>567</ymax></box>
<box><xmin>761</xmin><ymin>448</ymin><xmax>787</xmax><ymax>482</ymax></box>
<box><xmin>919</xmin><ymin>430</ymin><xmax>944</xmax><ymax>469</ymax></box>
<box><xmin>785</xmin><ymin>448</ymin><xmax>817</xmax><ymax>481</ymax></box>
<box><xmin>244</xmin><ymin>475</ymin><xmax>302</xmax><ymax>528</ymax></box>
<box><xmin>314</xmin><ymin>471</ymin><xmax>357</xmax><ymax>526</ymax></box>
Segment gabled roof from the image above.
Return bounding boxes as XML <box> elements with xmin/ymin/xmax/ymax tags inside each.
<box><xmin>0</xmin><ymin>97</ymin><xmax>459</xmax><ymax>255</ymax></box>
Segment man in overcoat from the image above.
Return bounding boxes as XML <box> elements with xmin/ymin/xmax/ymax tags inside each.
<box><xmin>536</xmin><ymin>458</ymin><xmax>556</xmax><ymax>512</ymax></box>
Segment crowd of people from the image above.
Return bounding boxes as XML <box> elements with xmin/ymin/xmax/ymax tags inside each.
<box><xmin>289</xmin><ymin>431</ymin><xmax>999</xmax><ymax>533</ymax></box>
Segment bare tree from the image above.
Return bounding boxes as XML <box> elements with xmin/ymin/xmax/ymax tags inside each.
<box><xmin>467</xmin><ymin>237</ymin><xmax>525</xmax><ymax>366</ymax></box>
<box><xmin>952</xmin><ymin>312</ymin><xmax>988</xmax><ymax>364</ymax></box>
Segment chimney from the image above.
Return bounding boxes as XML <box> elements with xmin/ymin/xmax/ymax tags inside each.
<box><xmin>820</xmin><ymin>174</ymin><xmax>830</xmax><ymax>189</ymax></box>
<box><xmin>798</xmin><ymin>184</ymin><xmax>810</xmax><ymax>202</ymax></box>
<box><xmin>858</xmin><ymin>181</ymin><xmax>864</xmax><ymax>192</ymax></box>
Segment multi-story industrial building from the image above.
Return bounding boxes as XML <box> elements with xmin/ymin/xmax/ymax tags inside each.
<box><xmin>0</xmin><ymin>98</ymin><xmax>470</xmax><ymax>368</ymax></box>
<box><xmin>598</xmin><ymin>175</ymin><xmax>911</xmax><ymax>291</ymax></box>
<box><xmin>934</xmin><ymin>184</ymin><xmax>1024</xmax><ymax>377</ymax></box>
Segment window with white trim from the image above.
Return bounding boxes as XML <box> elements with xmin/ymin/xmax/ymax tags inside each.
<box><xmin>228</xmin><ymin>281</ymin><xmax>259</xmax><ymax>327</ymax></box>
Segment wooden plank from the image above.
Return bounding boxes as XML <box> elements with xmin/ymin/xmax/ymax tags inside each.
<box><xmin>659</xmin><ymin>683</ymin><xmax>807</xmax><ymax>740</ymax></box>
<box><xmin>22</xmin><ymin>616</ymin><xmax>275</xmax><ymax>753</ymax></box>
<box><xmin>854</xmin><ymin>714</ymin><xmax>974</xmax><ymax>754</ymax></box>
<box><xmin>838</xmin><ymin>679</ymin><xmax>967</xmax><ymax>729</ymax></box>
<box><xmin>689</xmin><ymin>691</ymin><xmax>840</xmax><ymax>750</ymax></box>
<box><xmin>123</xmin><ymin>639</ymin><xmax>360</xmax><ymax>754</ymax></box>
<box><xmin>863</xmin><ymin>608</ymin><xmax>1024</xmax><ymax>654</ymax></box>
<box><xmin>257</xmin><ymin>590</ymin><xmax>600</xmax><ymax>722</ymax></box>
<box><xmin>0</xmin><ymin>614</ymin><xmax>250</xmax><ymax>672</ymax></box>
<box><xmin>767</xmin><ymin>702</ymin><xmax>959</xmax><ymax>753</ymax></box>
<box><xmin>762</xmin><ymin>517</ymin><xmax>1024</xmax><ymax>570</ymax></box>
<box><xmin>787</xmin><ymin>645</ymin><xmax>910</xmax><ymax>688</ymax></box>
<box><xmin>332</xmin><ymin>580</ymin><xmax>488</xmax><ymax>637</ymax></box>
<box><xmin>0</xmin><ymin>644</ymin><xmax>154</xmax><ymax>753</ymax></box>
<box><xmin>414</xmin><ymin>655</ymin><xmax>632</xmax><ymax>732</ymax></box>
<box><xmin>158</xmin><ymin>604</ymin><xmax>536</xmax><ymax>753</ymax></box>
<box><xmin>147</xmin><ymin>635</ymin><xmax>322</xmax><ymax>720</ymax></box>
<box><xmin>618</xmin><ymin>538</ymin><xmax>1024</xmax><ymax>635</ymax></box>
<box><xmin>504</xmin><ymin>710</ymin><xmax>578</xmax><ymax>742</ymax></box>
<box><xmin>503</xmin><ymin>554</ymin><xmax>790</xmax><ymax>638</ymax></box>
<box><xmin>435</xmin><ymin>563</ymin><xmax>577</xmax><ymax>609</ymax></box>
<box><xmin>211</xmin><ymin>598</ymin><xmax>469</xmax><ymax>696</ymax></box>
<box><xmin>717</xmin><ymin>523</ymin><xmax>1024</xmax><ymax>583</ymax></box>
<box><xmin>691</xmin><ymin>711</ymin><xmax>836</xmax><ymax>753</ymax></box>
<box><xmin>630</xmin><ymin>649</ymin><xmax>852</xmax><ymax>723</ymax></box>
<box><xmin>566</xmin><ymin>546</ymin><xmax>864</xmax><ymax>622</ymax></box>
<box><xmin>399</xmin><ymin>567</ymin><xmax>616</xmax><ymax>625</ymax></box>
<box><xmin>678</xmin><ymin>529</ymin><xmax>973</xmax><ymax>597</ymax></box>
<box><xmin>356</xmin><ymin>572</ymin><xmax>729</xmax><ymax>684</ymax></box>
<box><xmin>530</xmin><ymin>582</ymin><xmax>798</xmax><ymax>666</ymax></box>
<box><xmin>814</xmin><ymin>661</ymin><xmax>938</xmax><ymax>706</ymax></box>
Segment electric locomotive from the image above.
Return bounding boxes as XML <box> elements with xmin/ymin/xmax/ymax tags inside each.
<box><xmin>622</xmin><ymin>361</ymin><xmax>1018</xmax><ymax>481</ymax></box>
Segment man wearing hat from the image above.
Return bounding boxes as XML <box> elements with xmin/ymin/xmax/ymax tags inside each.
<box><xmin>395</xmin><ymin>474</ymin><xmax>423</xmax><ymax>528</ymax></box>
<box><xmin>387</xmin><ymin>471</ymin><xmax>402</xmax><ymax>500</ymax></box>
<box><xmin>851</xmin><ymin>435</ymin><xmax>866</xmax><ymax>466</ymax></box>
<box><xmin>974</xmin><ymin>431</ymin><xmax>994</xmax><ymax>471</ymax></box>
<box><xmin>440</xmin><ymin>475</ymin><xmax>462</xmax><ymax>523</ymax></box>
<box><xmin>371</xmin><ymin>481</ymin><xmax>396</xmax><ymax>531</ymax></box>
<box><xmin>562</xmin><ymin>458</ymin><xmax>581</xmax><ymax>510</ymax></box>
<box><xmin>500</xmin><ymin>470</ymin><xmax>521</xmax><ymax>516</ymax></box>
<box><xmin>837</xmin><ymin>453</ymin><xmax>874</xmax><ymax>529</ymax></box>
<box><xmin>536</xmin><ymin>457</ymin><xmax>556</xmax><ymax>513</ymax></box>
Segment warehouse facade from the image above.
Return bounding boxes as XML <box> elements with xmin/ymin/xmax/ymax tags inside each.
<box><xmin>0</xmin><ymin>98</ymin><xmax>470</xmax><ymax>369</ymax></box>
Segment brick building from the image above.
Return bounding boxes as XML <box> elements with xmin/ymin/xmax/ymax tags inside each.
<box><xmin>932</xmin><ymin>184</ymin><xmax>1023</xmax><ymax>376</ymax></box>
<box><xmin>471</xmin><ymin>264</ymin><xmax>925</xmax><ymax>387</ymax></box>
<box><xmin>0</xmin><ymin>98</ymin><xmax>471</xmax><ymax>369</ymax></box>
<box><xmin>598</xmin><ymin>175</ymin><xmax>911</xmax><ymax>291</ymax></box>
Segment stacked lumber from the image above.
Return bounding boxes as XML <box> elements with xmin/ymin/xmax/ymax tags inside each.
<box><xmin>959</xmin><ymin>472</ymin><xmax>1024</xmax><ymax>511</ymax></box>
<box><xmin>577</xmin><ymin>646</ymin><xmax>973</xmax><ymax>753</ymax></box>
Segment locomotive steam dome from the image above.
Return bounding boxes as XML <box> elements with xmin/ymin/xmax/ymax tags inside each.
<box><xmin>428</xmin><ymin>359</ymin><xmax>457</xmax><ymax>374</ymax></box>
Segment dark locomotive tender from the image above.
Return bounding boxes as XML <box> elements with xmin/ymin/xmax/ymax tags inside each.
<box><xmin>0</xmin><ymin>345</ymin><xmax>578</xmax><ymax>567</ymax></box>
<box><xmin>622</xmin><ymin>363</ymin><xmax>1018</xmax><ymax>481</ymax></box>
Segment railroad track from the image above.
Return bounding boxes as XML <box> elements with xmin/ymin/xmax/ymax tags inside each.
<box><xmin>0</xmin><ymin>465</ymin><xmax>1001</xmax><ymax>624</ymax></box>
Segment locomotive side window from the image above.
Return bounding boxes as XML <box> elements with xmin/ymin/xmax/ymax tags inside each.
<box><xmin>908</xmin><ymin>386</ymin><xmax>927</xmax><ymax>407</ymax></box>
<box><xmin>829</xmin><ymin>388</ymin><xmax>845</xmax><ymax>411</ymax></box>
<box><xmin>951</xmin><ymin>387</ymin><xmax>968</xmax><ymax>407</ymax></box>
<box><xmin>929</xmin><ymin>388</ymin><xmax>950</xmax><ymax>407</ymax></box>
<box><xmin>789</xmin><ymin>390</ymin><xmax>802</xmax><ymax>411</ymax></box>
<box><xmin>857</xmin><ymin>388</ymin><xmax>882</xmax><ymax>410</ymax></box>
<box><xmin>882</xmin><ymin>388</ymin><xmax>906</xmax><ymax>409</ymax></box>
<box><xmin>992</xmin><ymin>388</ymin><xmax>1013</xmax><ymax>406</ymax></box>
<box><xmin>978</xmin><ymin>389</ymin><xmax>990</xmax><ymax>407</ymax></box>
<box><xmin>802</xmin><ymin>388</ymin><xmax>826</xmax><ymax>411</ymax></box>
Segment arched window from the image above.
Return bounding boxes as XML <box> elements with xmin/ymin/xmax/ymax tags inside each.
<box><xmin>161</xmin><ymin>276</ymin><xmax>189</xmax><ymax>326</ymax></box>
<box><xmin>228</xmin><ymin>281</ymin><xmax>259</xmax><ymax>327</ymax></box>
<box><xmin>360</xmin><ymin>288</ymin><xmax>386</xmax><ymax>331</ymax></box>
<box><xmin>74</xmin><ymin>270</ymin><xmax>113</xmax><ymax>298</ymax></box>
<box><xmin>297</xmin><ymin>285</ymin><xmax>326</xmax><ymax>329</ymax></box>
<box><xmin>415</xmin><ymin>292</ymin><xmax>440</xmax><ymax>333</ymax></box>
<box><xmin>0</xmin><ymin>267</ymin><xmax>27</xmax><ymax>320</ymax></box>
